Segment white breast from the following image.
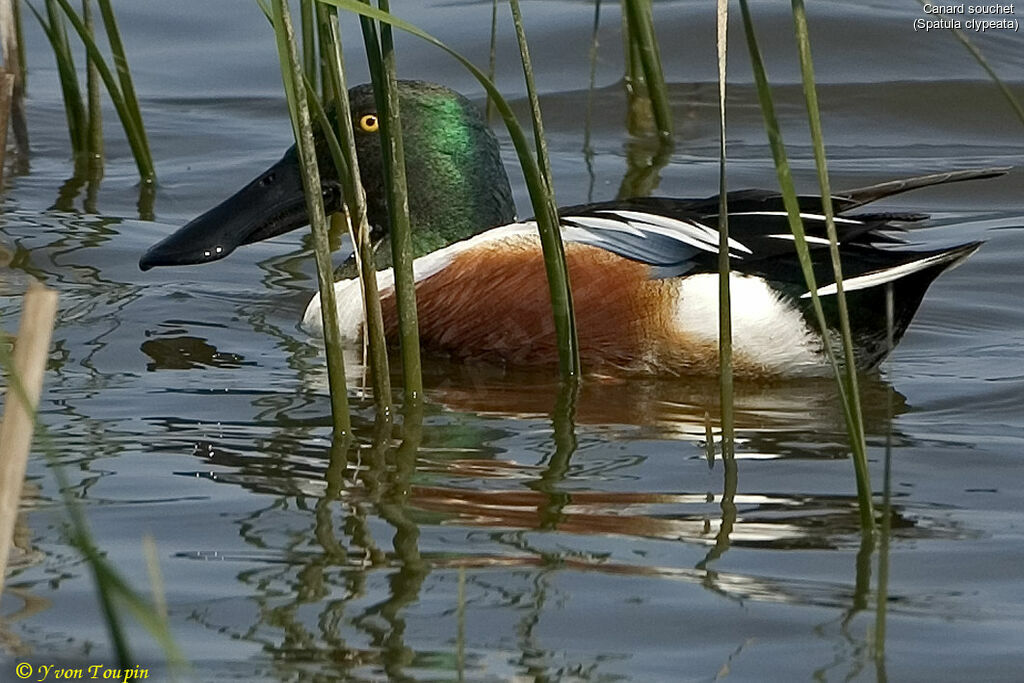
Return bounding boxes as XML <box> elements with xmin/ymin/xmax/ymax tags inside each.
<box><xmin>301</xmin><ymin>275</ymin><xmax>377</xmax><ymax>341</ymax></box>
<box><xmin>300</xmin><ymin>223</ymin><xmax>541</xmax><ymax>339</ymax></box>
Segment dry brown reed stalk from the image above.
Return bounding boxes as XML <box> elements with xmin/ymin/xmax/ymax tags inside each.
<box><xmin>0</xmin><ymin>283</ymin><xmax>58</xmax><ymax>597</ymax></box>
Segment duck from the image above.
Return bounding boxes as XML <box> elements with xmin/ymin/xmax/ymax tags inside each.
<box><xmin>139</xmin><ymin>80</ymin><xmax>1001</xmax><ymax>377</ymax></box>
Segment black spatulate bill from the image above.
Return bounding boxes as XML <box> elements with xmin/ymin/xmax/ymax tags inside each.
<box><xmin>138</xmin><ymin>147</ymin><xmax>339</xmax><ymax>271</ymax></box>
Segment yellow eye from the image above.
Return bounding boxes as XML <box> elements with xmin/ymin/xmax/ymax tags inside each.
<box><xmin>358</xmin><ymin>114</ymin><xmax>379</xmax><ymax>133</ymax></box>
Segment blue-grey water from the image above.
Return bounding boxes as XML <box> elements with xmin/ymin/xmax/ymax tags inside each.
<box><xmin>1</xmin><ymin>1</ymin><xmax>1023</xmax><ymax>680</ymax></box>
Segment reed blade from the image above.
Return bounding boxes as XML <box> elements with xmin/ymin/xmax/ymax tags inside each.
<box><xmin>300</xmin><ymin>0</ymin><xmax>317</xmax><ymax>89</ymax></box>
<box><xmin>486</xmin><ymin>0</ymin><xmax>498</xmax><ymax>121</ymax></box>
<box><xmin>82</xmin><ymin>0</ymin><xmax>103</xmax><ymax>175</ymax></box>
<box><xmin>322</xmin><ymin>0</ymin><xmax>581</xmax><ymax>378</ymax></box>
<box><xmin>303</xmin><ymin>74</ymin><xmax>389</xmax><ymax>412</ymax></box>
<box><xmin>715</xmin><ymin>0</ymin><xmax>734</xmax><ymax>451</ymax></box>
<box><xmin>738</xmin><ymin>0</ymin><xmax>874</xmax><ymax>530</ymax></box>
<box><xmin>621</xmin><ymin>0</ymin><xmax>672</xmax><ymax>140</ymax></box>
<box><xmin>0</xmin><ymin>288</ymin><xmax>186</xmax><ymax>670</ymax></box>
<box><xmin>95</xmin><ymin>0</ymin><xmax>151</xmax><ymax>178</ymax></box>
<box><xmin>358</xmin><ymin>0</ymin><xmax>424</xmax><ymax>405</ymax></box>
<box><xmin>5</xmin><ymin>0</ymin><xmax>30</xmax><ymax>159</ymax></box>
<box><xmin>31</xmin><ymin>0</ymin><xmax>86</xmax><ymax>162</ymax></box>
<box><xmin>508</xmin><ymin>0</ymin><xmax>580</xmax><ymax>378</ymax></box>
<box><xmin>582</xmin><ymin>0</ymin><xmax>601</xmax><ymax>203</ymax></box>
<box><xmin>271</xmin><ymin>0</ymin><xmax>352</xmax><ymax>434</ymax></box>
<box><xmin>508</xmin><ymin>0</ymin><xmax>552</xmax><ymax>192</ymax></box>
<box><xmin>6</xmin><ymin>0</ymin><xmax>28</xmax><ymax>89</ymax></box>
<box><xmin>791</xmin><ymin>0</ymin><xmax>872</xmax><ymax>531</ymax></box>
<box><xmin>52</xmin><ymin>0</ymin><xmax>156</xmax><ymax>181</ymax></box>
<box><xmin>316</xmin><ymin>2</ymin><xmax>393</xmax><ymax>421</ymax></box>
<box><xmin>48</xmin><ymin>440</ymin><xmax>186</xmax><ymax>671</ymax></box>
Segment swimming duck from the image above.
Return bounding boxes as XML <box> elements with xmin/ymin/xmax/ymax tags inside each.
<box><xmin>140</xmin><ymin>80</ymin><xmax>1000</xmax><ymax>377</ymax></box>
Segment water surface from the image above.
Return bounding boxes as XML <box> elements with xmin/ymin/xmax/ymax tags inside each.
<box><xmin>1</xmin><ymin>1</ymin><xmax>1023</xmax><ymax>680</ymax></box>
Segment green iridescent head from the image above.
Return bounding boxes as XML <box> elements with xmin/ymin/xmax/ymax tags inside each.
<box><xmin>347</xmin><ymin>81</ymin><xmax>516</xmax><ymax>260</ymax></box>
<box><xmin>139</xmin><ymin>80</ymin><xmax>515</xmax><ymax>271</ymax></box>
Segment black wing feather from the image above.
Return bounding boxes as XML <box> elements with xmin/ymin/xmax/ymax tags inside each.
<box><xmin>552</xmin><ymin>169</ymin><xmax>1001</xmax><ymax>282</ymax></box>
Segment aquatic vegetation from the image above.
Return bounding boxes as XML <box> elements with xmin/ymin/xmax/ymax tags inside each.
<box><xmin>268</xmin><ymin>0</ymin><xmax>352</xmax><ymax>433</ymax></box>
<box><xmin>738</xmin><ymin>0</ymin><xmax>873</xmax><ymax>529</ymax></box>
<box><xmin>27</xmin><ymin>0</ymin><xmax>154</xmax><ymax>182</ymax></box>
<box><xmin>323</xmin><ymin>0</ymin><xmax>582</xmax><ymax>381</ymax></box>
<box><xmin>357</xmin><ymin>0</ymin><xmax>427</xmax><ymax>404</ymax></box>
<box><xmin>622</xmin><ymin>0</ymin><xmax>672</xmax><ymax>141</ymax></box>
<box><xmin>315</xmin><ymin>1</ymin><xmax>393</xmax><ymax>421</ymax></box>
<box><xmin>4</xmin><ymin>2</ymin><xmax>1021</xmax><ymax>678</ymax></box>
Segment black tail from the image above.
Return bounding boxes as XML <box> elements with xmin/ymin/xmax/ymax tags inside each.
<box><xmin>836</xmin><ymin>168</ymin><xmax>1010</xmax><ymax>211</ymax></box>
<box><xmin>822</xmin><ymin>242</ymin><xmax>982</xmax><ymax>370</ymax></box>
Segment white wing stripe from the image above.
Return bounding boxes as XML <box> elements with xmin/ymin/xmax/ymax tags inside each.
<box><xmin>598</xmin><ymin>210</ymin><xmax>715</xmax><ymax>246</ymax></box>
<box><xmin>597</xmin><ymin>209</ymin><xmax>753</xmax><ymax>255</ymax></box>
<box><xmin>562</xmin><ymin>215</ymin><xmax>647</xmax><ymax>237</ymax></box>
<box><xmin>604</xmin><ymin>210</ymin><xmax>715</xmax><ymax>243</ymax></box>
<box><xmin>570</xmin><ymin>213</ymin><xmax>719</xmax><ymax>254</ymax></box>
<box><xmin>768</xmin><ymin>234</ymin><xmax>832</xmax><ymax>245</ymax></box>
<box><xmin>730</xmin><ymin>211</ymin><xmax>862</xmax><ymax>226</ymax></box>
<box><xmin>800</xmin><ymin>251</ymin><xmax>954</xmax><ymax>298</ymax></box>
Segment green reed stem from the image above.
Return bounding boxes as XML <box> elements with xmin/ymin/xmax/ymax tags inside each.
<box><xmin>583</xmin><ymin>0</ymin><xmax>601</xmax><ymax>203</ymax></box>
<box><xmin>301</xmin><ymin>0</ymin><xmax>317</xmax><ymax>89</ymax></box>
<box><xmin>621</xmin><ymin>0</ymin><xmax>672</xmax><ymax>140</ymax></box>
<box><xmin>508</xmin><ymin>1</ymin><xmax>552</xmax><ymax>192</ymax></box>
<box><xmin>875</xmin><ymin>387</ymin><xmax>893</xmax><ymax>663</ymax></box>
<box><xmin>621</xmin><ymin>2</ymin><xmax>645</xmax><ymax>141</ymax></box>
<box><xmin>271</xmin><ymin>0</ymin><xmax>351</xmax><ymax>434</ymax></box>
<box><xmin>739</xmin><ymin>0</ymin><xmax>874</xmax><ymax>531</ymax></box>
<box><xmin>714</xmin><ymin>0</ymin><xmax>734</xmax><ymax>449</ymax></box>
<box><xmin>358</xmin><ymin>0</ymin><xmax>424</xmax><ymax>405</ymax></box>
<box><xmin>791</xmin><ymin>0</ymin><xmax>872</xmax><ymax>531</ymax></box>
<box><xmin>616</xmin><ymin>0</ymin><xmax>673</xmax><ymax>199</ymax></box>
<box><xmin>90</xmin><ymin>543</ymin><xmax>131</xmax><ymax>666</ymax></box>
<box><xmin>32</xmin><ymin>0</ymin><xmax>86</xmax><ymax>163</ymax></box>
<box><xmin>95</xmin><ymin>0</ymin><xmax>150</xmax><ymax>176</ymax></box>
<box><xmin>316</xmin><ymin>1</ymin><xmax>393</xmax><ymax>421</ymax></box>
<box><xmin>508</xmin><ymin>0</ymin><xmax>580</xmax><ymax>377</ymax></box>
<box><xmin>322</xmin><ymin>0</ymin><xmax>580</xmax><ymax>378</ymax></box>
<box><xmin>377</xmin><ymin>0</ymin><xmax>425</xmax><ymax>403</ymax></box>
<box><xmin>695</xmin><ymin>445</ymin><xmax>738</xmax><ymax>569</ymax></box>
<box><xmin>486</xmin><ymin>0</ymin><xmax>498</xmax><ymax>121</ymax></box>
<box><xmin>621</xmin><ymin>1</ymin><xmax>642</xmax><ymax>94</ymax></box>
<box><xmin>51</xmin><ymin>0</ymin><xmax>155</xmax><ymax>182</ymax></box>
<box><xmin>82</xmin><ymin>0</ymin><xmax>102</xmax><ymax>174</ymax></box>
<box><xmin>315</xmin><ymin>5</ymin><xmax>333</xmax><ymax>103</ymax></box>
<box><xmin>6</xmin><ymin>0</ymin><xmax>29</xmax><ymax>161</ymax></box>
